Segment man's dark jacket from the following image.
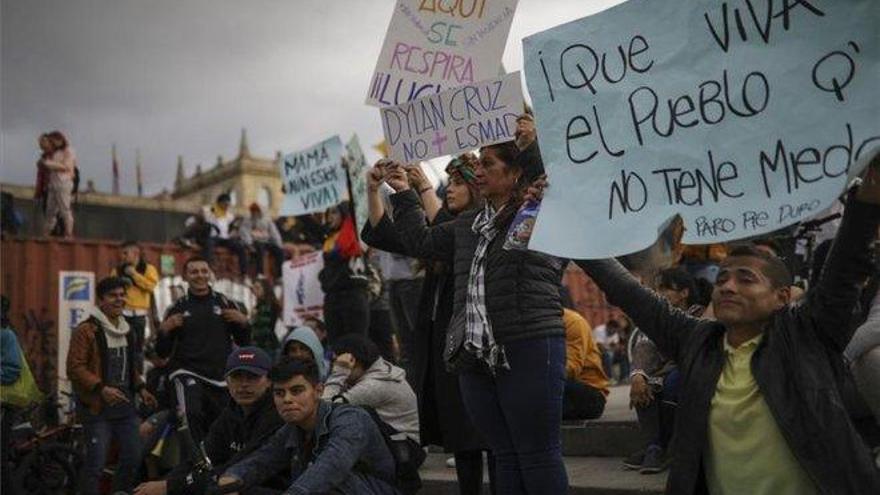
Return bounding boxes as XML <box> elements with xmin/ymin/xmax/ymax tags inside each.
<box><xmin>389</xmin><ymin>190</ymin><xmax>564</xmax><ymax>344</ymax></box>
<box><xmin>156</xmin><ymin>290</ymin><xmax>250</xmax><ymax>380</ymax></box>
<box><xmin>363</xmin><ymin>210</ymin><xmax>490</xmax><ymax>453</ymax></box>
<box><xmin>577</xmin><ymin>198</ymin><xmax>880</xmax><ymax>494</ymax></box>
<box><xmin>224</xmin><ymin>401</ymin><xmax>399</xmax><ymax>494</ymax></box>
<box><xmin>166</xmin><ymin>390</ymin><xmax>286</xmax><ymax>494</ymax></box>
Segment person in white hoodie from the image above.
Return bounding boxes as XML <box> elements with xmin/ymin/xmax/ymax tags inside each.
<box><xmin>67</xmin><ymin>277</ymin><xmax>158</xmax><ymax>495</ymax></box>
<box><xmin>323</xmin><ymin>333</ymin><xmax>419</xmax><ymax>444</ymax></box>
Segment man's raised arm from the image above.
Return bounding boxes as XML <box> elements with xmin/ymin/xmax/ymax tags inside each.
<box><xmin>803</xmin><ymin>157</ymin><xmax>880</xmax><ymax>352</ymax></box>
<box><xmin>574</xmin><ymin>259</ymin><xmax>701</xmax><ymax>365</ymax></box>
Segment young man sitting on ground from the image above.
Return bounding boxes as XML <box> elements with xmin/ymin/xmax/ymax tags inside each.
<box><xmin>323</xmin><ymin>334</ymin><xmax>420</xmax><ymax>444</ymax></box>
<box><xmin>134</xmin><ymin>347</ymin><xmax>286</xmax><ymax>495</ymax></box>
<box><xmin>217</xmin><ymin>358</ymin><xmax>400</xmax><ymax>494</ymax></box>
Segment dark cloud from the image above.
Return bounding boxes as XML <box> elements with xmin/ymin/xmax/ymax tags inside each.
<box><xmin>1</xmin><ymin>0</ymin><xmax>618</xmax><ymax>195</ymax></box>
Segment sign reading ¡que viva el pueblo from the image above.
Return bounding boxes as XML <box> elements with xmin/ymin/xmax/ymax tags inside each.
<box><xmin>523</xmin><ymin>0</ymin><xmax>880</xmax><ymax>259</ymax></box>
<box><xmin>382</xmin><ymin>71</ymin><xmax>523</xmax><ymax>162</ymax></box>
<box><xmin>345</xmin><ymin>135</ymin><xmax>370</xmax><ymax>235</ymax></box>
<box><xmin>279</xmin><ymin>136</ymin><xmax>346</xmax><ymax>216</ymax></box>
<box><xmin>366</xmin><ymin>0</ymin><xmax>519</xmax><ymax>108</ymax></box>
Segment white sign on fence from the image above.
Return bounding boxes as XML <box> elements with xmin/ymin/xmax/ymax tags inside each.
<box><xmin>58</xmin><ymin>271</ymin><xmax>94</xmax><ymax>406</ymax></box>
<box><xmin>282</xmin><ymin>253</ymin><xmax>325</xmax><ymax>326</ymax></box>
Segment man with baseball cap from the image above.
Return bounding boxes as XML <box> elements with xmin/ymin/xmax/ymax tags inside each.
<box><xmin>134</xmin><ymin>347</ymin><xmax>287</xmax><ymax>495</ymax></box>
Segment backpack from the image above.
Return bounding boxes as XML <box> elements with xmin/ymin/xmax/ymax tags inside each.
<box><xmin>331</xmin><ymin>403</ymin><xmax>425</xmax><ymax>494</ymax></box>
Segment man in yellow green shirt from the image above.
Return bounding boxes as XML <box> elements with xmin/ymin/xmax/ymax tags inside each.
<box><xmin>574</xmin><ymin>160</ymin><xmax>880</xmax><ymax>493</ymax></box>
<box><xmin>112</xmin><ymin>241</ymin><xmax>159</xmax><ymax>371</ymax></box>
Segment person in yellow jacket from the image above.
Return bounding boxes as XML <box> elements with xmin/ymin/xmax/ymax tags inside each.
<box><xmin>561</xmin><ymin>291</ymin><xmax>610</xmax><ymax>420</ymax></box>
<box><xmin>112</xmin><ymin>241</ymin><xmax>159</xmax><ymax>371</ymax></box>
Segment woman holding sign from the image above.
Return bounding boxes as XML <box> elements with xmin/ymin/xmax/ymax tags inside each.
<box><xmin>377</xmin><ymin>142</ymin><xmax>568</xmax><ymax>494</ymax></box>
<box><xmin>363</xmin><ymin>155</ymin><xmax>498</xmax><ymax>495</ymax></box>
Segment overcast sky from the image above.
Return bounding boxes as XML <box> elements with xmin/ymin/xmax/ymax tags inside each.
<box><xmin>1</xmin><ymin>0</ymin><xmax>621</xmax><ymax>195</ymax></box>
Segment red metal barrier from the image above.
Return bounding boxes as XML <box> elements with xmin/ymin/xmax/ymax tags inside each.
<box><xmin>1</xmin><ymin>237</ymin><xmax>615</xmax><ymax>393</ymax></box>
<box><xmin>0</xmin><ymin>237</ymin><xmax>244</xmax><ymax>393</ymax></box>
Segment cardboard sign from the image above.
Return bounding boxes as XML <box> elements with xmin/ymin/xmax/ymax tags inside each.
<box><xmin>522</xmin><ymin>0</ymin><xmax>880</xmax><ymax>259</ymax></box>
<box><xmin>282</xmin><ymin>253</ymin><xmax>325</xmax><ymax>326</ymax></box>
<box><xmin>345</xmin><ymin>135</ymin><xmax>370</xmax><ymax>236</ymax></box>
<box><xmin>382</xmin><ymin>72</ymin><xmax>523</xmax><ymax>162</ymax></box>
<box><xmin>366</xmin><ymin>0</ymin><xmax>519</xmax><ymax>107</ymax></box>
<box><xmin>279</xmin><ymin>136</ymin><xmax>346</xmax><ymax>216</ymax></box>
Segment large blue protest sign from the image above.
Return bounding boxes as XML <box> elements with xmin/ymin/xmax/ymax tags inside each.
<box><xmin>279</xmin><ymin>136</ymin><xmax>346</xmax><ymax>216</ymax></box>
<box><xmin>523</xmin><ymin>0</ymin><xmax>880</xmax><ymax>259</ymax></box>
<box><xmin>366</xmin><ymin>0</ymin><xmax>518</xmax><ymax>108</ymax></box>
<box><xmin>381</xmin><ymin>72</ymin><xmax>523</xmax><ymax>162</ymax></box>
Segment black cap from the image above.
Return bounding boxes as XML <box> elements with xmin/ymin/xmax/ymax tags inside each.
<box><xmin>225</xmin><ymin>347</ymin><xmax>272</xmax><ymax>377</ymax></box>
<box><xmin>217</xmin><ymin>192</ymin><xmax>231</xmax><ymax>203</ymax></box>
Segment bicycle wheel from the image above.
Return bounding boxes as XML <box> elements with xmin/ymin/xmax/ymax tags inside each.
<box><xmin>12</xmin><ymin>442</ymin><xmax>81</xmax><ymax>494</ymax></box>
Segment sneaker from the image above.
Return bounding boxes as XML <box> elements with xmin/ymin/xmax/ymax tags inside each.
<box><xmin>446</xmin><ymin>456</ymin><xmax>456</xmax><ymax>468</ymax></box>
<box><xmin>640</xmin><ymin>445</ymin><xmax>671</xmax><ymax>474</ymax></box>
<box><xmin>622</xmin><ymin>449</ymin><xmax>645</xmax><ymax>470</ymax></box>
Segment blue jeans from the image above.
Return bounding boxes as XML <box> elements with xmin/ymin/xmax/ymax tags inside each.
<box><xmin>79</xmin><ymin>407</ymin><xmax>142</xmax><ymax>495</ymax></box>
<box><xmin>459</xmin><ymin>336</ymin><xmax>568</xmax><ymax>494</ymax></box>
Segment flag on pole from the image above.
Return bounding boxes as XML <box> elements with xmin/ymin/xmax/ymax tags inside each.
<box><xmin>112</xmin><ymin>143</ymin><xmax>120</xmax><ymax>195</ymax></box>
<box><xmin>135</xmin><ymin>149</ymin><xmax>143</xmax><ymax>197</ymax></box>
<box><xmin>373</xmin><ymin>139</ymin><xmax>390</xmax><ymax>158</ymax></box>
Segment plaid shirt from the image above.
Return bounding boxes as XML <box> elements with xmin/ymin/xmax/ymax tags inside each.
<box><xmin>465</xmin><ymin>203</ymin><xmax>509</xmax><ymax>371</ymax></box>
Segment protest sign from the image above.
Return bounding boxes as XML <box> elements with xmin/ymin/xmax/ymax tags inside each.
<box><xmin>282</xmin><ymin>252</ymin><xmax>325</xmax><ymax>326</ymax></box>
<box><xmin>522</xmin><ymin>0</ymin><xmax>880</xmax><ymax>259</ymax></box>
<box><xmin>279</xmin><ymin>136</ymin><xmax>346</xmax><ymax>216</ymax></box>
<box><xmin>381</xmin><ymin>71</ymin><xmax>523</xmax><ymax>162</ymax></box>
<box><xmin>345</xmin><ymin>135</ymin><xmax>370</xmax><ymax>235</ymax></box>
<box><xmin>366</xmin><ymin>0</ymin><xmax>519</xmax><ymax>107</ymax></box>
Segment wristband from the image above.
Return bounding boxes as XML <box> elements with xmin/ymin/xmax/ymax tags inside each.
<box><xmin>418</xmin><ymin>186</ymin><xmax>432</xmax><ymax>194</ymax></box>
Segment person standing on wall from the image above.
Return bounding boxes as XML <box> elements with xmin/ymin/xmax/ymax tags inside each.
<box><xmin>40</xmin><ymin>130</ymin><xmax>76</xmax><ymax>238</ymax></box>
<box><xmin>202</xmin><ymin>193</ymin><xmax>248</xmax><ymax>278</ymax></box>
<box><xmin>112</xmin><ymin>240</ymin><xmax>159</xmax><ymax>372</ymax></box>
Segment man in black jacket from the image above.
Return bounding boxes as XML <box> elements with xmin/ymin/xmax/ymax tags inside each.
<box><xmin>134</xmin><ymin>347</ymin><xmax>286</xmax><ymax>495</ymax></box>
<box><xmin>156</xmin><ymin>256</ymin><xmax>250</xmax><ymax>444</ymax></box>
<box><xmin>573</xmin><ymin>161</ymin><xmax>880</xmax><ymax>494</ymax></box>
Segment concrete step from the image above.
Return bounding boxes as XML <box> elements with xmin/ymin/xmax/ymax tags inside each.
<box><xmin>418</xmin><ymin>453</ymin><xmax>667</xmax><ymax>495</ymax></box>
<box><xmin>562</xmin><ymin>385</ymin><xmax>644</xmax><ymax>458</ymax></box>
<box><xmin>562</xmin><ymin>420</ymin><xmax>643</xmax><ymax>458</ymax></box>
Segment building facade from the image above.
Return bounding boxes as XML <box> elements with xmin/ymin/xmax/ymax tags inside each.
<box><xmin>170</xmin><ymin>128</ymin><xmax>284</xmax><ymax>216</ymax></box>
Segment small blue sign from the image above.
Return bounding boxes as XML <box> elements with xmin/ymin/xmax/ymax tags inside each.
<box><xmin>63</xmin><ymin>276</ymin><xmax>91</xmax><ymax>301</ymax></box>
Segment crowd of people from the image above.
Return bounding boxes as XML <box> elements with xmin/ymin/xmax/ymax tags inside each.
<box><xmin>1</xmin><ymin>116</ymin><xmax>880</xmax><ymax>495</ymax></box>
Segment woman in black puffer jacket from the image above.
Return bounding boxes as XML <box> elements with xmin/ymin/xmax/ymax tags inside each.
<box><xmin>377</xmin><ymin>142</ymin><xmax>567</xmax><ymax>495</ymax></box>
<box><xmin>363</xmin><ymin>154</ymin><xmax>497</xmax><ymax>495</ymax></box>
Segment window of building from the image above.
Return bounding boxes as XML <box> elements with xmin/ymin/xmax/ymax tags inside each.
<box><xmin>257</xmin><ymin>186</ymin><xmax>272</xmax><ymax>209</ymax></box>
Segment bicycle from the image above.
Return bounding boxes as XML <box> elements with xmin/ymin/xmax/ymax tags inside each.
<box><xmin>5</xmin><ymin>391</ymin><xmax>84</xmax><ymax>495</ymax></box>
